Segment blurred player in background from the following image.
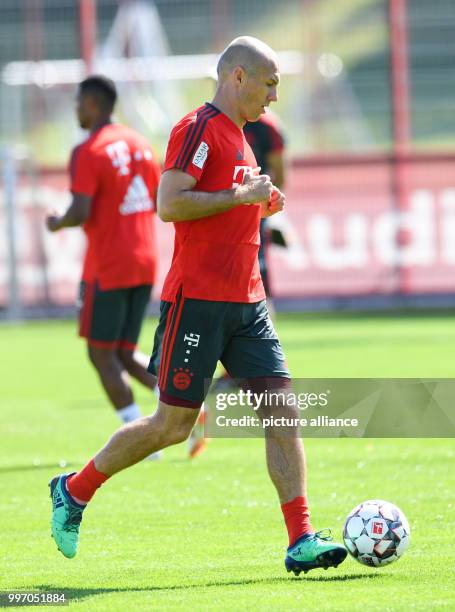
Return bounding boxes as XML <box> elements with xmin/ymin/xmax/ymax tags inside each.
<box><xmin>244</xmin><ymin>108</ymin><xmax>286</xmax><ymax>314</ymax></box>
<box><xmin>48</xmin><ymin>39</ymin><xmax>347</xmax><ymax>576</ymax></box>
<box><xmin>45</xmin><ymin>76</ymin><xmax>161</xmax><ymax>436</ymax></box>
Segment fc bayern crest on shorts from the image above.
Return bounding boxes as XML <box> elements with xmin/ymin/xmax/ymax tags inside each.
<box><xmin>173</xmin><ymin>368</ymin><xmax>194</xmax><ymax>390</ymax></box>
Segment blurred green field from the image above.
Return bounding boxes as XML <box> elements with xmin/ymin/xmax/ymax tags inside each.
<box><xmin>1</xmin><ymin>312</ymin><xmax>454</xmax><ymax>610</ymax></box>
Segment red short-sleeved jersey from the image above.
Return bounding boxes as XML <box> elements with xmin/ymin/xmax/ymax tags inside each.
<box><xmin>161</xmin><ymin>103</ymin><xmax>265</xmax><ymax>303</ymax></box>
<box><xmin>70</xmin><ymin>123</ymin><xmax>161</xmax><ymax>290</ymax></box>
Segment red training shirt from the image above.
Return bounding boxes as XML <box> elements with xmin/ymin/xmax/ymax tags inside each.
<box><xmin>70</xmin><ymin>123</ymin><xmax>161</xmax><ymax>290</ymax></box>
<box><xmin>162</xmin><ymin>103</ymin><xmax>265</xmax><ymax>303</ymax></box>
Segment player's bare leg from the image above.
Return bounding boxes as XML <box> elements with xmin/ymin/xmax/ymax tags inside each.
<box><xmin>94</xmin><ymin>402</ymin><xmax>199</xmax><ymax>475</ymax></box>
<box><xmin>116</xmin><ymin>347</ymin><xmax>204</xmax><ymax>459</ymax></box>
<box><xmin>256</xmin><ymin>389</ymin><xmax>347</xmax><ymax>574</ymax></box>
<box><xmin>255</xmin><ymin>396</ymin><xmax>307</xmax><ymax>503</ymax></box>
<box><xmin>263</xmin><ymin>422</ymin><xmax>307</xmax><ymax>504</ymax></box>
<box><xmin>50</xmin><ymin>401</ymin><xmax>199</xmax><ymax>557</ymax></box>
<box><xmin>87</xmin><ymin>345</ymin><xmax>160</xmax><ymax>459</ymax></box>
<box><xmin>117</xmin><ymin>347</ymin><xmax>157</xmax><ymax>391</ymax></box>
<box><xmin>187</xmin><ymin>405</ymin><xmax>208</xmax><ymax>458</ymax></box>
<box><xmin>88</xmin><ymin>345</ymin><xmax>134</xmax><ymax>409</ymax></box>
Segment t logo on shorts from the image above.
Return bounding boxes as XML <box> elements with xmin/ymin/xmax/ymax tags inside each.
<box><xmin>184</xmin><ymin>333</ymin><xmax>200</xmax><ymax>347</ymax></box>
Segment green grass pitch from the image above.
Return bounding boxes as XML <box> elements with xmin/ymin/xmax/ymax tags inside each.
<box><xmin>1</xmin><ymin>312</ymin><xmax>454</xmax><ymax>610</ymax></box>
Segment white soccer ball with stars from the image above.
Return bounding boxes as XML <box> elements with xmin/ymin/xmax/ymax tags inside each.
<box><xmin>343</xmin><ymin>500</ymin><xmax>410</xmax><ymax>567</ymax></box>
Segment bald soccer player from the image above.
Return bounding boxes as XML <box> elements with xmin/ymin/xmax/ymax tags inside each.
<box><xmin>48</xmin><ymin>37</ymin><xmax>347</xmax><ymax>576</ymax></box>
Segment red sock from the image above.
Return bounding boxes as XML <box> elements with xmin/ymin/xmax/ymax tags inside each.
<box><xmin>67</xmin><ymin>459</ymin><xmax>109</xmax><ymax>503</ymax></box>
<box><xmin>281</xmin><ymin>496</ymin><xmax>314</xmax><ymax>546</ymax></box>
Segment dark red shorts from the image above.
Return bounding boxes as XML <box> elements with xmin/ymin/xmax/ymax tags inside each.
<box><xmin>78</xmin><ymin>281</ymin><xmax>152</xmax><ymax>350</ymax></box>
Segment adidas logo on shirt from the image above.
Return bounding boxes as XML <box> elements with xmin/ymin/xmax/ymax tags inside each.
<box><xmin>119</xmin><ymin>175</ymin><xmax>153</xmax><ymax>215</ymax></box>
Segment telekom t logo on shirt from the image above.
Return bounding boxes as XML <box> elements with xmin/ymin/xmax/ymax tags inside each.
<box><xmin>232</xmin><ymin>165</ymin><xmax>255</xmax><ymax>188</ymax></box>
<box><xmin>106</xmin><ymin>140</ymin><xmax>131</xmax><ymax>176</ymax></box>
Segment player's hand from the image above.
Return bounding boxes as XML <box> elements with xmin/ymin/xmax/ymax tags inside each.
<box><xmin>261</xmin><ymin>187</ymin><xmax>285</xmax><ymax>218</ymax></box>
<box><xmin>45</xmin><ymin>214</ymin><xmax>62</xmax><ymax>232</ymax></box>
<box><xmin>241</xmin><ymin>169</ymin><xmax>274</xmax><ymax>204</ymax></box>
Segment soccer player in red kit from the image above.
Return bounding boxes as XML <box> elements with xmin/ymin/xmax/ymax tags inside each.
<box><xmin>46</xmin><ymin>76</ymin><xmax>161</xmax><ymax>431</ymax></box>
<box><xmin>49</xmin><ymin>41</ymin><xmax>347</xmax><ymax>575</ymax></box>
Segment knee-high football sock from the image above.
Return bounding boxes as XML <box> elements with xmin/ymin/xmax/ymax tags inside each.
<box><xmin>281</xmin><ymin>496</ymin><xmax>314</xmax><ymax>546</ymax></box>
<box><xmin>66</xmin><ymin>459</ymin><xmax>109</xmax><ymax>504</ymax></box>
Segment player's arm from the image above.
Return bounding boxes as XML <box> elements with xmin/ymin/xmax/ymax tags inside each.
<box><xmin>158</xmin><ymin>169</ymin><xmax>273</xmax><ymax>222</ymax></box>
<box><xmin>46</xmin><ymin>193</ymin><xmax>92</xmax><ymax>232</ymax></box>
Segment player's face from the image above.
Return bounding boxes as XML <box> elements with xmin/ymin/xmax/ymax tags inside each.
<box><xmin>76</xmin><ymin>92</ymin><xmax>95</xmax><ymax>129</ymax></box>
<box><xmin>240</xmin><ymin>63</ymin><xmax>280</xmax><ymax>122</ymax></box>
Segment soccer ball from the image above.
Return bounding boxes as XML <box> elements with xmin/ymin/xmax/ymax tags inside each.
<box><xmin>343</xmin><ymin>500</ymin><xmax>410</xmax><ymax>567</ymax></box>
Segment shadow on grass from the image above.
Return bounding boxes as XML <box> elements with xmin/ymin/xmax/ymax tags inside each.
<box><xmin>23</xmin><ymin>574</ymin><xmax>383</xmax><ymax>605</ymax></box>
<box><xmin>301</xmin><ymin>572</ymin><xmax>383</xmax><ymax>583</ymax></box>
<box><xmin>0</xmin><ymin>463</ymin><xmax>75</xmax><ymax>474</ymax></box>
<box><xmin>0</xmin><ymin>457</ymin><xmax>207</xmax><ymax>473</ymax></box>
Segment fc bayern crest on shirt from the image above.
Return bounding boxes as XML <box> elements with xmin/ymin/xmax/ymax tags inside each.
<box><xmin>192</xmin><ymin>141</ymin><xmax>209</xmax><ymax>169</ymax></box>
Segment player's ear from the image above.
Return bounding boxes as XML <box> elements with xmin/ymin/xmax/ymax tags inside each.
<box><xmin>233</xmin><ymin>65</ymin><xmax>246</xmax><ymax>86</ymax></box>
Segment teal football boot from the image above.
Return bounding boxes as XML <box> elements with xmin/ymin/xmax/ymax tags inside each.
<box><xmin>49</xmin><ymin>473</ymin><xmax>85</xmax><ymax>559</ymax></box>
<box><xmin>285</xmin><ymin>529</ymin><xmax>347</xmax><ymax>575</ymax></box>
